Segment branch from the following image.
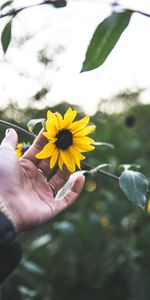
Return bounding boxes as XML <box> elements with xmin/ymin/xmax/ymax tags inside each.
<box><xmin>132</xmin><ymin>9</ymin><xmax>150</xmax><ymax>18</ymax></box>
<box><xmin>0</xmin><ymin>120</ymin><xmax>36</xmax><ymax>138</ymax></box>
<box><xmin>0</xmin><ymin>119</ymin><xmax>119</xmax><ymax>180</ymax></box>
<box><xmin>0</xmin><ymin>0</ymin><xmax>67</xmax><ymax>19</ymax></box>
<box><xmin>0</xmin><ymin>119</ymin><xmax>150</xmax><ymax>194</ymax></box>
<box><xmin>81</xmin><ymin>161</ymin><xmax>119</xmax><ymax>181</ymax></box>
<box><xmin>112</xmin><ymin>2</ymin><xmax>150</xmax><ymax>18</ymax></box>
<box><xmin>0</xmin><ymin>0</ymin><xmax>150</xmax><ymax>20</ymax></box>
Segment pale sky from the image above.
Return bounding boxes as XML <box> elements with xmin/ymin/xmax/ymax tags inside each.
<box><xmin>0</xmin><ymin>0</ymin><xmax>150</xmax><ymax>114</ymax></box>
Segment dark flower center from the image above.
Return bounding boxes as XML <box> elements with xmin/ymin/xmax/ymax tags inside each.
<box><xmin>55</xmin><ymin>129</ymin><xmax>73</xmax><ymax>149</ymax></box>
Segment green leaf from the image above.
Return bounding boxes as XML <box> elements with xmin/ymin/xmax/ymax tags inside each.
<box><xmin>1</xmin><ymin>20</ymin><xmax>12</xmax><ymax>53</ymax></box>
<box><xmin>93</xmin><ymin>142</ymin><xmax>114</xmax><ymax>149</ymax></box>
<box><xmin>81</xmin><ymin>10</ymin><xmax>132</xmax><ymax>72</ymax></box>
<box><xmin>55</xmin><ymin>170</ymin><xmax>87</xmax><ymax>200</ymax></box>
<box><xmin>0</xmin><ymin>0</ymin><xmax>13</xmax><ymax>10</ymax></box>
<box><xmin>27</xmin><ymin>118</ymin><xmax>45</xmax><ymax>133</ymax></box>
<box><xmin>119</xmin><ymin>170</ymin><xmax>148</xmax><ymax>209</ymax></box>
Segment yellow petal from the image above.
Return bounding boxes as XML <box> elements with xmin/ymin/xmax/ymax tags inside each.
<box><xmin>60</xmin><ymin>149</ymin><xmax>75</xmax><ymax>172</ymax></box>
<box><xmin>68</xmin><ymin>162</ymin><xmax>76</xmax><ymax>173</ymax></box>
<box><xmin>50</xmin><ymin>148</ymin><xmax>59</xmax><ymax>169</ymax></box>
<box><xmin>74</xmin><ymin>143</ymin><xmax>95</xmax><ymax>153</ymax></box>
<box><xmin>69</xmin><ymin>146</ymin><xmax>85</xmax><ymax>169</ymax></box>
<box><xmin>73</xmin><ymin>136</ymin><xmax>95</xmax><ymax>145</ymax></box>
<box><xmin>63</xmin><ymin>107</ymin><xmax>77</xmax><ymax>128</ymax></box>
<box><xmin>47</xmin><ymin>110</ymin><xmax>58</xmax><ymax>129</ymax></box>
<box><xmin>45</xmin><ymin>121</ymin><xmax>58</xmax><ymax>137</ymax></box>
<box><xmin>69</xmin><ymin>146</ymin><xmax>85</xmax><ymax>160</ymax></box>
<box><xmin>58</xmin><ymin>155</ymin><xmax>63</xmax><ymax>170</ymax></box>
<box><xmin>16</xmin><ymin>143</ymin><xmax>23</xmax><ymax>158</ymax></box>
<box><xmin>35</xmin><ymin>142</ymin><xmax>55</xmax><ymax>159</ymax></box>
<box><xmin>69</xmin><ymin>116</ymin><xmax>90</xmax><ymax>133</ymax></box>
<box><xmin>74</xmin><ymin>125</ymin><xmax>96</xmax><ymax>137</ymax></box>
<box><xmin>55</xmin><ymin>112</ymin><xmax>64</xmax><ymax>129</ymax></box>
<box><xmin>42</xmin><ymin>131</ymin><xmax>57</xmax><ymax>141</ymax></box>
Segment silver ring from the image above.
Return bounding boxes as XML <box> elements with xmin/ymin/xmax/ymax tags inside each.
<box><xmin>38</xmin><ymin>169</ymin><xmax>56</xmax><ymax>197</ymax></box>
<box><xmin>48</xmin><ymin>182</ymin><xmax>57</xmax><ymax>197</ymax></box>
<box><xmin>38</xmin><ymin>169</ymin><xmax>47</xmax><ymax>178</ymax></box>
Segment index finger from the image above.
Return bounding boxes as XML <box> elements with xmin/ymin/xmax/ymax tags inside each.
<box><xmin>22</xmin><ymin>129</ymin><xmax>47</xmax><ymax>165</ymax></box>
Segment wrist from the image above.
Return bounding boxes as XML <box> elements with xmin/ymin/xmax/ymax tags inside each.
<box><xmin>0</xmin><ymin>196</ymin><xmax>17</xmax><ymax>231</ymax></box>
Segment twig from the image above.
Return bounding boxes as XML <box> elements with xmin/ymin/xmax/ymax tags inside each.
<box><xmin>0</xmin><ymin>120</ymin><xmax>36</xmax><ymax>138</ymax></box>
<box><xmin>0</xmin><ymin>0</ymin><xmax>67</xmax><ymax>19</ymax></box>
<box><xmin>0</xmin><ymin>120</ymin><xmax>120</xmax><ymax>180</ymax></box>
<box><xmin>111</xmin><ymin>1</ymin><xmax>150</xmax><ymax>18</ymax></box>
<box><xmin>131</xmin><ymin>9</ymin><xmax>150</xmax><ymax>18</ymax></box>
<box><xmin>81</xmin><ymin>161</ymin><xmax>119</xmax><ymax>181</ymax></box>
<box><xmin>97</xmin><ymin>167</ymin><xmax>119</xmax><ymax>181</ymax></box>
<box><xmin>0</xmin><ymin>0</ymin><xmax>150</xmax><ymax>19</ymax></box>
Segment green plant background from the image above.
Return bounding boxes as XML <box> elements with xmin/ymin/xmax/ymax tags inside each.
<box><xmin>1</xmin><ymin>97</ymin><xmax>150</xmax><ymax>300</ymax></box>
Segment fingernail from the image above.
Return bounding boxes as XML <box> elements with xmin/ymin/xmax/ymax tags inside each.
<box><xmin>5</xmin><ymin>128</ymin><xmax>11</xmax><ymax>136</ymax></box>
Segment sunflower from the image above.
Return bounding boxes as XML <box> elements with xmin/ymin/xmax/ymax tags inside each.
<box><xmin>16</xmin><ymin>143</ymin><xmax>23</xmax><ymax>158</ymax></box>
<box><xmin>16</xmin><ymin>143</ymin><xmax>29</xmax><ymax>158</ymax></box>
<box><xmin>35</xmin><ymin>107</ymin><xmax>96</xmax><ymax>172</ymax></box>
<box><xmin>146</xmin><ymin>199</ymin><xmax>150</xmax><ymax>213</ymax></box>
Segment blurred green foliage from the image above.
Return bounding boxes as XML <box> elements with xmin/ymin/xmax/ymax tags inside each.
<box><xmin>1</xmin><ymin>100</ymin><xmax>150</xmax><ymax>300</ymax></box>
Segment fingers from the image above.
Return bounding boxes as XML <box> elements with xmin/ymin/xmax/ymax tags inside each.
<box><xmin>22</xmin><ymin>129</ymin><xmax>47</xmax><ymax>165</ymax></box>
<box><xmin>1</xmin><ymin>129</ymin><xmax>18</xmax><ymax>149</ymax></box>
<box><xmin>22</xmin><ymin>129</ymin><xmax>54</xmax><ymax>177</ymax></box>
<box><xmin>37</xmin><ymin>158</ymin><xmax>53</xmax><ymax>178</ymax></box>
<box><xmin>53</xmin><ymin>175</ymin><xmax>85</xmax><ymax>215</ymax></box>
<box><xmin>0</xmin><ymin>129</ymin><xmax>19</xmax><ymax>178</ymax></box>
<box><xmin>49</xmin><ymin>167</ymin><xmax>71</xmax><ymax>194</ymax></box>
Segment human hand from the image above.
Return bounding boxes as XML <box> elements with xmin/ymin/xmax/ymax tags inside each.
<box><xmin>0</xmin><ymin>129</ymin><xmax>85</xmax><ymax>232</ymax></box>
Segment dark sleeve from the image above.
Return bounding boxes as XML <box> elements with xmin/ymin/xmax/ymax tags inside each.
<box><xmin>0</xmin><ymin>212</ymin><xmax>22</xmax><ymax>284</ymax></box>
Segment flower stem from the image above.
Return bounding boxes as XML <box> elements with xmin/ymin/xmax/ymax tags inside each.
<box><xmin>81</xmin><ymin>162</ymin><xmax>119</xmax><ymax>181</ymax></box>
<box><xmin>97</xmin><ymin>168</ymin><xmax>119</xmax><ymax>181</ymax></box>
<box><xmin>0</xmin><ymin>120</ymin><xmax>36</xmax><ymax>138</ymax></box>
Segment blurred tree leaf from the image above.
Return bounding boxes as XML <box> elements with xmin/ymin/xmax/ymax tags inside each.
<box><xmin>54</xmin><ymin>221</ymin><xmax>75</xmax><ymax>235</ymax></box>
<box><xmin>81</xmin><ymin>10</ymin><xmax>132</xmax><ymax>72</ymax></box>
<box><xmin>1</xmin><ymin>19</ymin><xmax>12</xmax><ymax>53</ymax></box>
<box><xmin>21</xmin><ymin>258</ymin><xmax>46</xmax><ymax>276</ymax></box>
<box><xmin>27</xmin><ymin>118</ymin><xmax>45</xmax><ymax>133</ymax></box>
<box><xmin>0</xmin><ymin>0</ymin><xmax>13</xmax><ymax>10</ymax></box>
<box><xmin>119</xmin><ymin>170</ymin><xmax>148</xmax><ymax>209</ymax></box>
<box><xmin>34</xmin><ymin>88</ymin><xmax>48</xmax><ymax>101</ymax></box>
<box><xmin>53</xmin><ymin>0</ymin><xmax>67</xmax><ymax>8</ymax></box>
<box><xmin>17</xmin><ymin>285</ymin><xmax>37</xmax><ymax>298</ymax></box>
<box><xmin>29</xmin><ymin>234</ymin><xmax>52</xmax><ymax>251</ymax></box>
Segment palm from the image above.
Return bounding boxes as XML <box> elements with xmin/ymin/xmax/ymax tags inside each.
<box><xmin>0</xmin><ymin>129</ymin><xmax>85</xmax><ymax>231</ymax></box>
<box><xmin>18</xmin><ymin>158</ymin><xmax>55</xmax><ymax>229</ymax></box>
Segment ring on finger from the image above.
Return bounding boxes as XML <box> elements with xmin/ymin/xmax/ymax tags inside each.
<box><xmin>38</xmin><ymin>169</ymin><xmax>57</xmax><ymax>197</ymax></box>
<box><xmin>38</xmin><ymin>168</ymin><xmax>47</xmax><ymax>179</ymax></box>
<box><xmin>48</xmin><ymin>182</ymin><xmax>57</xmax><ymax>197</ymax></box>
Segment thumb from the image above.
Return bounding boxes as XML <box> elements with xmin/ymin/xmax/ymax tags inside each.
<box><xmin>54</xmin><ymin>174</ymin><xmax>85</xmax><ymax>215</ymax></box>
<box><xmin>1</xmin><ymin>128</ymin><xmax>18</xmax><ymax>149</ymax></box>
